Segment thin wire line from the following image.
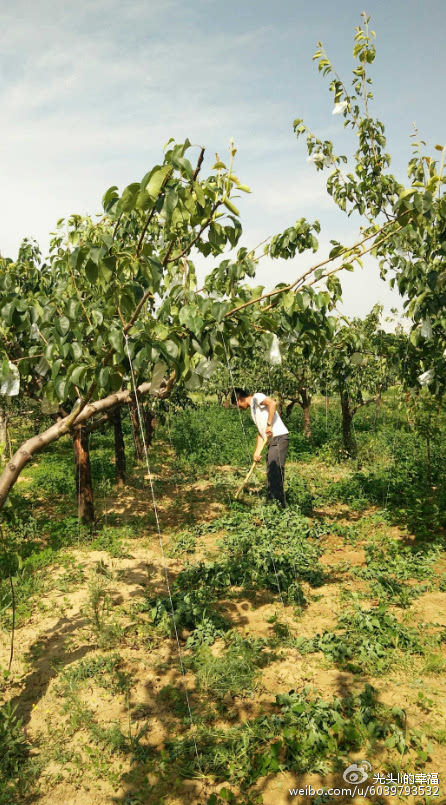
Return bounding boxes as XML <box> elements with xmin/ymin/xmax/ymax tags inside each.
<box><xmin>124</xmin><ymin>335</ymin><xmax>202</xmax><ymax>772</ymax></box>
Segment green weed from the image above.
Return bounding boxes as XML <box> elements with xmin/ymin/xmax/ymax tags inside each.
<box><xmin>58</xmin><ymin>653</ymin><xmax>131</xmax><ymax>695</ymax></box>
<box><xmin>85</xmin><ymin>575</ymin><xmax>124</xmax><ymax>649</ymax></box>
<box><xmin>164</xmin><ymin>683</ymin><xmax>410</xmax><ymax>785</ymax></box>
<box><xmin>191</xmin><ymin>635</ymin><xmax>267</xmax><ymax>700</ymax></box>
<box><xmin>0</xmin><ymin>701</ymin><xmax>40</xmax><ymax>805</ymax></box>
<box><xmin>299</xmin><ymin>605</ymin><xmax>436</xmax><ymax>675</ymax></box>
<box><xmin>149</xmin><ymin>587</ymin><xmax>229</xmax><ymax>648</ymax></box>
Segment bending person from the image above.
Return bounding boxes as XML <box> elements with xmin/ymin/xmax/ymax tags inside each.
<box><xmin>231</xmin><ymin>388</ymin><xmax>289</xmax><ymax>507</ymax></box>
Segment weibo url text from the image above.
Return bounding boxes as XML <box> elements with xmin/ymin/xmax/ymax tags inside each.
<box><xmin>289</xmin><ymin>785</ymin><xmax>440</xmax><ymax>797</ymax></box>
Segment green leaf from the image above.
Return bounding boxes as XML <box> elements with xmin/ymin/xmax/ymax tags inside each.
<box><xmin>164</xmin><ymin>340</ymin><xmax>179</xmax><ymax>359</ymax></box>
<box><xmin>89</xmin><ymin>247</ymin><xmax>103</xmax><ymax>265</ymax></box>
<box><xmin>58</xmin><ymin>316</ymin><xmax>70</xmax><ymax>336</ymax></box>
<box><xmin>36</xmin><ymin>357</ymin><xmax>50</xmax><ymax>376</ymax></box>
<box><xmin>109</xmin><ymin>331</ymin><xmax>123</xmax><ymax>353</ymax></box>
<box><xmin>171</xmin><ymin>155</ymin><xmax>193</xmax><ymax>177</ymax></box>
<box><xmin>102</xmin><ymin>185</ymin><xmax>119</xmax><ymax>212</ymax></box>
<box><xmin>98</xmin><ymin>367</ymin><xmax>110</xmax><ymax>388</ymax></box>
<box><xmin>51</xmin><ymin>358</ymin><xmax>63</xmax><ymax>379</ymax></box>
<box><xmin>98</xmin><ymin>260</ymin><xmax>113</xmax><ymax>283</ymax></box>
<box><xmin>54</xmin><ymin>376</ymin><xmax>67</xmax><ymax>400</ymax></box>
<box><xmin>223</xmin><ymin>199</ymin><xmax>240</xmax><ymax>216</ymax></box>
<box><xmin>70</xmin><ymin>364</ymin><xmax>87</xmax><ymax>386</ymax></box>
<box><xmin>193</xmin><ymin>182</ymin><xmax>205</xmax><ymax>207</ymax></box>
<box><xmin>71</xmin><ymin>342</ymin><xmax>82</xmax><ymax>360</ymax></box>
<box><xmin>135</xmin><ymin>190</ymin><xmax>152</xmax><ymax>210</ymax></box>
<box><xmin>121</xmin><ymin>183</ymin><xmax>141</xmax><ymax>212</ymax></box>
<box><xmin>163</xmin><ymin>187</ymin><xmax>178</xmax><ymax>224</ymax></box>
<box><xmin>85</xmin><ymin>260</ymin><xmax>99</xmax><ymax>284</ymax></box>
<box><xmin>144</xmin><ymin>166</ymin><xmax>172</xmax><ymax>200</ymax></box>
<box><xmin>109</xmin><ymin>370</ymin><xmax>123</xmax><ymax>391</ymax></box>
<box><xmin>329</xmin><ymin>243</ymin><xmax>345</xmax><ymax>259</ymax></box>
<box><xmin>282</xmin><ymin>291</ymin><xmax>295</xmax><ymax>313</ymax></box>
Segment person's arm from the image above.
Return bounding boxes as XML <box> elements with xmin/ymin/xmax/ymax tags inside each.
<box><xmin>253</xmin><ymin>433</ymin><xmax>266</xmax><ymax>461</ymax></box>
<box><xmin>262</xmin><ymin>396</ymin><xmax>277</xmax><ymax>438</ymax></box>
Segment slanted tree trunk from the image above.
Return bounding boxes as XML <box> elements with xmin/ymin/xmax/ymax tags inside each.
<box><xmin>128</xmin><ymin>399</ymin><xmax>144</xmax><ymax>462</ymax></box>
<box><xmin>299</xmin><ymin>389</ymin><xmax>312</xmax><ymax>440</ymax></box>
<box><xmin>0</xmin><ymin>407</ymin><xmax>8</xmax><ymax>464</ymax></box>
<box><xmin>112</xmin><ymin>409</ymin><xmax>126</xmax><ymax>487</ymax></box>
<box><xmin>73</xmin><ymin>426</ymin><xmax>95</xmax><ymax>525</ymax></box>
<box><xmin>0</xmin><ymin>376</ymin><xmax>176</xmax><ymax>514</ymax></box>
<box><xmin>340</xmin><ymin>388</ymin><xmax>355</xmax><ymax>456</ymax></box>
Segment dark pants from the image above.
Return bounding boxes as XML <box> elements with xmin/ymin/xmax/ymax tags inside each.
<box><xmin>266</xmin><ymin>435</ymin><xmax>289</xmax><ymax>507</ymax></box>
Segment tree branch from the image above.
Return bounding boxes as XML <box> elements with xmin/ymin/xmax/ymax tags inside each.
<box><xmin>136</xmin><ymin>170</ymin><xmax>172</xmax><ymax>257</ymax></box>
<box><xmin>192</xmin><ymin>147</ymin><xmax>205</xmax><ymax>181</ymax></box>
<box><xmin>166</xmin><ymin>202</ymin><xmax>221</xmax><ymax>264</ymax></box>
<box><xmin>235</xmin><ymin>221</ymin><xmax>404</xmax><ymax>319</ymax></box>
<box><xmin>351</xmin><ymin>395</ymin><xmax>379</xmax><ymax>416</ymax></box>
<box><xmin>0</xmin><ymin>375</ymin><xmax>175</xmax><ymax>511</ymax></box>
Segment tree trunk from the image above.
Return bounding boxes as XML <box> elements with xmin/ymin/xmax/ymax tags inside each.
<box><xmin>73</xmin><ymin>427</ymin><xmax>95</xmax><ymax>525</ymax></box>
<box><xmin>0</xmin><ymin>407</ymin><xmax>8</xmax><ymax>464</ymax></box>
<box><xmin>426</xmin><ymin>434</ymin><xmax>432</xmax><ymax>487</ymax></box>
<box><xmin>128</xmin><ymin>399</ymin><xmax>144</xmax><ymax>462</ymax></box>
<box><xmin>340</xmin><ymin>389</ymin><xmax>355</xmax><ymax>456</ymax></box>
<box><xmin>0</xmin><ymin>378</ymin><xmax>169</xmax><ymax>513</ymax></box>
<box><xmin>286</xmin><ymin>401</ymin><xmax>296</xmax><ymax>418</ymax></box>
<box><xmin>112</xmin><ymin>409</ymin><xmax>126</xmax><ymax>487</ymax></box>
<box><xmin>143</xmin><ymin>406</ymin><xmax>155</xmax><ymax>448</ymax></box>
<box><xmin>300</xmin><ymin>389</ymin><xmax>312</xmax><ymax>440</ymax></box>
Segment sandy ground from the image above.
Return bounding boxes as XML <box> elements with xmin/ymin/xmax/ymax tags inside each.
<box><xmin>2</xmin><ymin>465</ymin><xmax>446</xmax><ymax>805</ymax></box>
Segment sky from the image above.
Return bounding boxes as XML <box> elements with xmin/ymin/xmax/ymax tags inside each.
<box><xmin>0</xmin><ymin>0</ymin><xmax>445</xmax><ymax>320</ymax></box>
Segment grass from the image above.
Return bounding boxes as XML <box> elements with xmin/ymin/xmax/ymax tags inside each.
<box><xmin>2</xmin><ymin>396</ymin><xmax>446</xmax><ymax>803</ymax></box>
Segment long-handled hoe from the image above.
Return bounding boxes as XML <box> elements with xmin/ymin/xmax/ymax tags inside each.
<box><xmin>234</xmin><ymin>440</ymin><xmax>268</xmax><ymax>499</ymax></box>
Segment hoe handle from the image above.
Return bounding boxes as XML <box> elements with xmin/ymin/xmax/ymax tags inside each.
<box><xmin>235</xmin><ymin>460</ymin><xmax>258</xmax><ymax>498</ymax></box>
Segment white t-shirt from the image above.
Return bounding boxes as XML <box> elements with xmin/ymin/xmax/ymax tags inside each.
<box><xmin>250</xmin><ymin>393</ymin><xmax>289</xmax><ymax>440</ymax></box>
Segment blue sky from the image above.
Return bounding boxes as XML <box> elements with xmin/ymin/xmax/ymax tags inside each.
<box><xmin>0</xmin><ymin>0</ymin><xmax>445</xmax><ymax>318</ymax></box>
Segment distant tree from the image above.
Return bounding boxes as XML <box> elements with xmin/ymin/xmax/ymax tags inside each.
<box><xmin>323</xmin><ymin>305</ymin><xmax>396</xmax><ymax>455</ymax></box>
<box><xmin>294</xmin><ymin>12</ymin><xmax>446</xmax><ymax>400</ymax></box>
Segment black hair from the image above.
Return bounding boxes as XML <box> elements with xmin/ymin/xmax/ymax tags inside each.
<box><xmin>231</xmin><ymin>387</ymin><xmax>250</xmax><ymax>405</ymax></box>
